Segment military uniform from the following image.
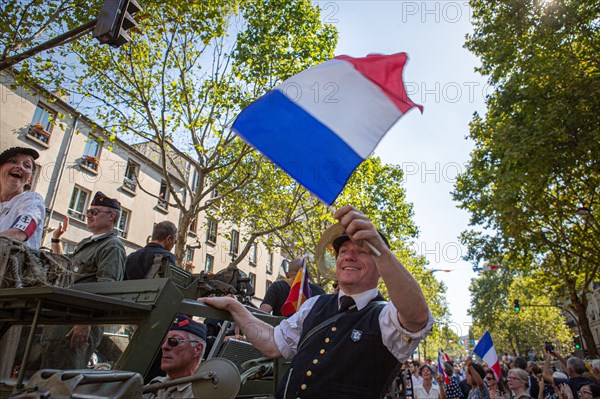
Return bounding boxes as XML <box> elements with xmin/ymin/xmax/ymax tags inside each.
<box><xmin>70</xmin><ymin>229</ymin><xmax>126</xmax><ymax>283</ymax></box>
<box><xmin>40</xmin><ymin>229</ymin><xmax>125</xmax><ymax>369</ymax></box>
<box><xmin>143</xmin><ymin>376</ymin><xmax>194</xmax><ymax>399</ymax></box>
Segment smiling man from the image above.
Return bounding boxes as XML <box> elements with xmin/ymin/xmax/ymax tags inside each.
<box><xmin>201</xmin><ymin>205</ymin><xmax>434</xmax><ymax>398</ymax></box>
<box><xmin>41</xmin><ymin>191</ymin><xmax>126</xmax><ymax>370</ymax></box>
<box><xmin>144</xmin><ymin>314</ymin><xmax>207</xmax><ymax>399</ymax></box>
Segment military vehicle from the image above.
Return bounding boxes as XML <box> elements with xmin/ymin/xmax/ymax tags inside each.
<box><xmin>0</xmin><ymin>238</ymin><xmax>286</xmax><ymax>398</ymax></box>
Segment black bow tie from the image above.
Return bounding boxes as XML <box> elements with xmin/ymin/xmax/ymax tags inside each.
<box><xmin>339</xmin><ymin>295</ymin><xmax>357</xmax><ymax>312</ymax></box>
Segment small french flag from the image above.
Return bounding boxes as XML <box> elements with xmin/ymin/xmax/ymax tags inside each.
<box><xmin>438</xmin><ymin>352</ymin><xmax>450</xmax><ymax>385</ymax></box>
<box><xmin>233</xmin><ymin>53</ymin><xmax>422</xmax><ymax>205</ymax></box>
<box><xmin>473</xmin><ymin>331</ymin><xmax>501</xmax><ymax>380</ymax></box>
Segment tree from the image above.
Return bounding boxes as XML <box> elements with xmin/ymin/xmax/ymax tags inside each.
<box><xmin>0</xmin><ymin>1</ymin><xmax>103</xmax><ymax>73</ymax></box>
<box><xmin>455</xmin><ymin>0</ymin><xmax>600</xmax><ymax>356</ymax></box>
<box><xmin>468</xmin><ymin>262</ymin><xmax>573</xmax><ymax>357</ymax></box>
<box><xmin>35</xmin><ymin>0</ymin><xmax>336</xmax><ymax>265</ymax></box>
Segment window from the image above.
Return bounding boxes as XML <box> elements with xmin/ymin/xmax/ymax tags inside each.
<box><xmin>28</xmin><ymin>103</ymin><xmax>54</xmax><ymax>145</ymax></box>
<box><xmin>68</xmin><ymin>186</ymin><xmax>90</xmax><ymax>221</ymax></box>
<box><xmin>185</xmin><ymin>247</ymin><xmax>194</xmax><ymax>262</ymax></box>
<box><xmin>267</xmin><ymin>252</ymin><xmax>274</xmax><ymax>274</ymax></box>
<box><xmin>205</xmin><ymin>254</ymin><xmax>214</xmax><ymax>273</ymax></box>
<box><xmin>189</xmin><ymin>217</ymin><xmax>197</xmax><ymax>234</ymax></box>
<box><xmin>116</xmin><ymin>209</ymin><xmax>130</xmax><ymax>239</ymax></box>
<box><xmin>158</xmin><ymin>180</ymin><xmax>169</xmax><ymax>209</ymax></box>
<box><xmin>249</xmin><ymin>272</ymin><xmax>256</xmax><ymax>291</ymax></box>
<box><xmin>249</xmin><ymin>243</ymin><xmax>257</xmax><ymax>266</ymax></box>
<box><xmin>266</xmin><ymin>280</ymin><xmax>272</xmax><ymax>292</ymax></box>
<box><xmin>61</xmin><ymin>241</ymin><xmax>77</xmax><ymax>254</ymax></box>
<box><xmin>123</xmin><ymin>159</ymin><xmax>139</xmax><ymax>192</ymax></box>
<box><xmin>81</xmin><ymin>138</ymin><xmax>101</xmax><ymax>171</ymax></box>
<box><xmin>230</xmin><ymin>229</ymin><xmax>239</xmax><ymax>256</ymax></box>
<box><xmin>206</xmin><ymin>218</ymin><xmax>217</xmax><ymax>244</ymax></box>
<box><xmin>191</xmin><ymin>170</ymin><xmax>199</xmax><ymax>191</ymax></box>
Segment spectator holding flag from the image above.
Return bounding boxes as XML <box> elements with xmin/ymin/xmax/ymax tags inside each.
<box><xmin>465</xmin><ymin>357</ymin><xmax>490</xmax><ymax>399</ymax></box>
<box><xmin>439</xmin><ymin>361</ymin><xmax>467</xmax><ymax>399</ymax></box>
<box><xmin>260</xmin><ymin>258</ymin><xmax>325</xmax><ymax>316</ymax></box>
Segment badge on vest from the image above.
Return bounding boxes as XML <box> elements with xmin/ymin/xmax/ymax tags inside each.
<box><xmin>351</xmin><ymin>329</ymin><xmax>362</xmax><ymax>342</ymax></box>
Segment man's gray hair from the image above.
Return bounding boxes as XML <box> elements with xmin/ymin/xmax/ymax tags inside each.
<box><xmin>592</xmin><ymin>359</ymin><xmax>600</xmax><ymax>371</ymax></box>
<box><xmin>567</xmin><ymin>357</ymin><xmax>587</xmax><ymax>375</ymax></box>
<box><xmin>186</xmin><ymin>331</ymin><xmax>206</xmax><ymax>362</ymax></box>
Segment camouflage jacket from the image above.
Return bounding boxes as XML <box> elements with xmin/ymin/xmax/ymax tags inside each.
<box><xmin>70</xmin><ymin>229</ymin><xmax>125</xmax><ymax>283</ymax></box>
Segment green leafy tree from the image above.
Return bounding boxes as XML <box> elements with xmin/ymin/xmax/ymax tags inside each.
<box><xmin>469</xmin><ymin>264</ymin><xmax>573</xmax><ymax>357</ymax></box>
<box><xmin>35</xmin><ymin>0</ymin><xmax>336</xmax><ymax>265</ymax></box>
<box><xmin>0</xmin><ymin>0</ymin><xmax>103</xmax><ymax>73</ymax></box>
<box><xmin>455</xmin><ymin>0</ymin><xmax>600</xmax><ymax>356</ymax></box>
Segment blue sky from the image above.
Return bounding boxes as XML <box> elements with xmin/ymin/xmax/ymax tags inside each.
<box><xmin>319</xmin><ymin>0</ymin><xmax>490</xmax><ymax>334</ymax></box>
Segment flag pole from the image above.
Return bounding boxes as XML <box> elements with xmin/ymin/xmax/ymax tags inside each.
<box><xmin>297</xmin><ymin>255</ymin><xmax>308</xmax><ymax>308</ymax></box>
<box><xmin>327</xmin><ymin>206</ymin><xmax>382</xmax><ymax>256</ymax></box>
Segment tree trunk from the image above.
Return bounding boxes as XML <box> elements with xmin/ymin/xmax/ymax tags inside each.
<box><xmin>572</xmin><ymin>296</ymin><xmax>598</xmax><ymax>358</ymax></box>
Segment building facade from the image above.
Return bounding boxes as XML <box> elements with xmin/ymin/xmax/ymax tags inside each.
<box><xmin>0</xmin><ymin>70</ymin><xmax>283</xmax><ymax>301</ymax></box>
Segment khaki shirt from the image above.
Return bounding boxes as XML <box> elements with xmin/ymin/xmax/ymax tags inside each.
<box><xmin>70</xmin><ymin>229</ymin><xmax>125</xmax><ymax>283</ymax></box>
<box><xmin>143</xmin><ymin>376</ymin><xmax>194</xmax><ymax>399</ymax></box>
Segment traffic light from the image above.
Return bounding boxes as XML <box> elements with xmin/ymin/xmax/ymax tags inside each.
<box><xmin>93</xmin><ymin>0</ymin><xmax>142</xmax><ymax>48</ymax></box>
<box><xmin>513</xmin><ymin>299</ymin><xmax>521</xmax><ymax>313</ymax></box>
<box><xmin>574</xmin><ymin>336</ymin><xmax>582</xmax><ymax>350</ymax></box>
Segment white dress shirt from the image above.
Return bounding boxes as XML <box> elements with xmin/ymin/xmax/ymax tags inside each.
<box><xmin>274</xmin><ymin>288</ymin><xmax>434</xmax><ymax>360</ymax></box>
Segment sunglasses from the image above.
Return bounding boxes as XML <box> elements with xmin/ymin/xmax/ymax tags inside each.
<box><xmin>86</xmin><ymin>209</ymin><xmax>113</xmax><ymax>216</ymax></box>
<box><xmin>486</xmin><ymin>377</ymin><xmax>495</xmax><ymax>381</ymax></box>
<box><xmin>164</xmin><ymin>337</ymin><xmax>198</xmax><ymax>348</ymax></box>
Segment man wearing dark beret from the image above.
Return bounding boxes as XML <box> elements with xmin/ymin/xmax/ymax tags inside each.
<box><xmin>41</xmin><ymin>191</ymin><xmax>126</xmax><ymax>370</ymax></box>
<box><xmin>144</xmin><ymin>314</ymin><xmax>207</xmax><ymax>399</ymax></box>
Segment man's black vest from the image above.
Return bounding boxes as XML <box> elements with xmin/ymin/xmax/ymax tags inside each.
<box><xmin>276</xmin><ymin>293</ymin><xmax>399</xmax><ymax>399</ymax></box>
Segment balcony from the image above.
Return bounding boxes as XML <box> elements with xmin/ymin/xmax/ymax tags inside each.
<box><xmin>26</xmin><ymin>125</ymin><xmax>51</xmax><ymax>148</ymax></box>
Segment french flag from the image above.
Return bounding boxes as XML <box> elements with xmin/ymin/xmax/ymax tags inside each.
<box><xmin>473</xmin><ymin>331</ymin><xmax>501</xmax><ymax>380</ymax></box>
<box><xmin>232</xmin><ymin>53</ymin><xmax>423</xmax><ymax>205</ymax></box>
<box><xmin>438</xmin><ymin>352</ymin><xmax>451</xmax><ymax>385</ymax></box>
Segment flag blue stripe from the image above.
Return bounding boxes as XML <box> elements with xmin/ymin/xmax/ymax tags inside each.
<box><xmin>233</xmin><ymin>89</ymin><xmax>363</xmax><ymax>205</ymax></box>
<box><xmin>473</xmin><ymin>331</ymin><xmax>493</xmax><ymax>357</ymax></box>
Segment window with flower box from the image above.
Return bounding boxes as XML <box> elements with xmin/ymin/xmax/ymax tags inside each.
<box><xmin>28</xmin><ymin>104</ymin><xmax>54</xmax><ymax>146</ymax></box>
<box><xmin>80</xmin><ymin>139</ymin><xmax>100</xmax><ymax>171</ymax></box>
<box><xmin>185</xmin><ymin>247</ymin><xmax>194</xmax><ymax>262</ymax></box>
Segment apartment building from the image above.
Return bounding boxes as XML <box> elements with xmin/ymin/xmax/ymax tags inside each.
<box><xmin>0</xmin><ymin>70</ymin><xmax>283</xmax><ymax>301</ymax></box>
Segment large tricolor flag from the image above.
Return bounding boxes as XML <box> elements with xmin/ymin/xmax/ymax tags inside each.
<box><xmin>281</xmin><ymin>258</ymin><xmax>312</xmax><ymax>317</ymax></box>
<box><xmin>472</xmin><ymin>331</ymin><xmax>501</xmax><ymax>380</ymax></box>
<box><xmin>437</xmin><ymin>352</ymin><xmax>451</xmax><ymax>385</ymax></box>
<box><xmin>232</xmin><ymin>53</ymin><xmax>423</xmax><ymax>205</ymax></box>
